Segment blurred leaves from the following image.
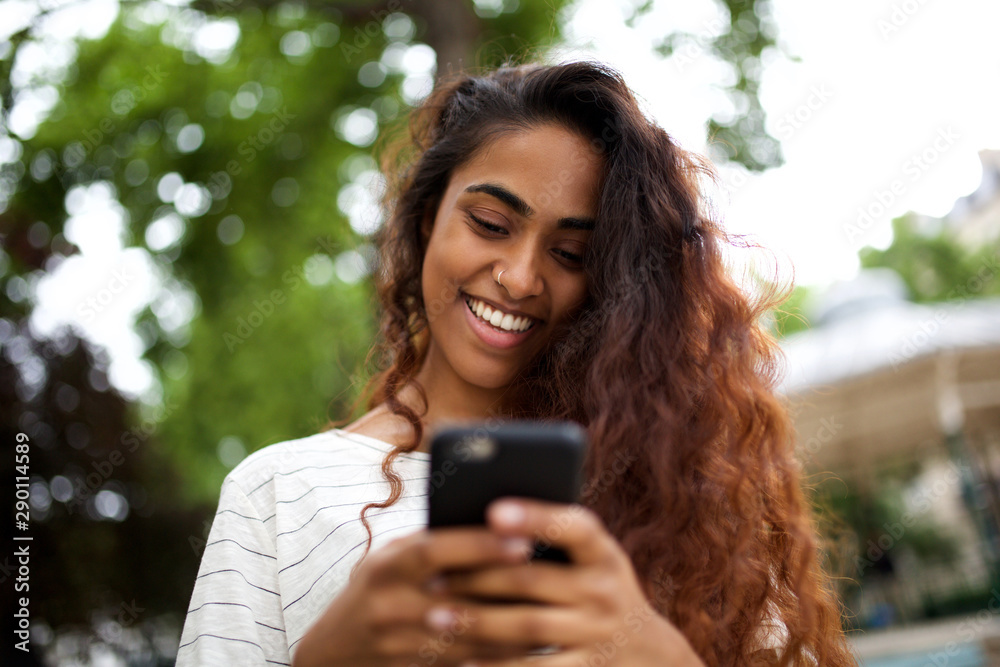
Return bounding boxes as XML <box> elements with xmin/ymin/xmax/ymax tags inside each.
<box><xmin>815</xmin><ymin>474</ymin><xmax>961</xmax><ymax>584</ymax></box>
<box><xmin>0</xmin><ymin>0</ymin><xmax>798</xmax><ymax>649</ymax></box>
<box><xmin>1</xmin><ymin>0</ymin><xmax>792</xmax><ymax>508</ymax></box>
<box><xmin>770</xmin><ymin>283</ymin><xmax>811</xmax><ymax>337</ymax></box>
<box><xmin>860</xmin><ymin>214</ymin><xmax>1000</xmax><ymax>303</ymax></box>
<box><xmin>644</xmin><ymin>0</ymin><xmax>784</xmax><ymax>171</ymax></box>
<box><xmin>0</xmin><ymin>324</ymin><xmax>207</xmax><ymax>654</ymax></box>
<box><xmin>0</xmin><ymin>0</ymin><xmax>575</xmax><ymax>644</ymax></box>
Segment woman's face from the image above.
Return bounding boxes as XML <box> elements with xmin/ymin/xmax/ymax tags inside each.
<box><xmin>420</xmin><ymin>123</ymin><xmax>602</xmax><ymax>390</ymax></box>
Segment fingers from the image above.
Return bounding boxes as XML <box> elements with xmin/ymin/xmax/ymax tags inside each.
<box><xmin>366</xmin><ymin>528</ymin><xmax>535</xmax><ymax>584</ymax></box>
<box><xmin>442</xmin><ymin>562</ymin><xmax>587</xmax><ymax>606</ymax></box>
<box><xmin>474</xmin><ymin>649</ymin><xmax>592</xmax><ymax>667</ymax></box>
<box><xmin>346</xmin><ymin>573</ymin><xmax>541</xmax><ymax>665</ymax></box>
<box><xmin>486</xmin><ymin>499</ymin><xmax>622</xmax><ymax>568</ymax></box>
<box><xmin>464</xmin><ymin>642</ymin><xmax>541</xmax><ymax>662</ymax></box>
<box><xmin>373</xmin><ymin>624</ymin><xmax>532</xmax><ymax>665</ymax></box>
<box><xmin>364</xmin><ymin>582</ymin><xmax>430</xmax><ymax>627</ymax></box>
<box><xmin>353</xmin><ymin>505</ymin><xmax>632</xmax><ymax>666</ymax></box>
<box><xmin>371</xmin><ymin>600</ymin><xmax>540</xmax><ymax>665</ymax></box>
<box><xmin>466</xmin><ymin>648</ymin><xmax>593</xmax><ymax>667</ymax></box>
<box><xmin>426</xmin><ymin>602</ymin><xmax>599</xmax><ymax>648</ymax></box>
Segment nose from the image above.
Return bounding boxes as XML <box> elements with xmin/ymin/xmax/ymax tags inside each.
<box><xmin>498</xmin><ymin>246</ymin><xmax>543</xmax><ymax>299</ymax></box>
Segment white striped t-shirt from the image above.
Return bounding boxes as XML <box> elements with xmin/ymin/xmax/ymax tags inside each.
<box><xmin>176</xmin><ymin>428</ymin><xmax>792</xmax><ymax>665</ymax></box>
<box><xmin>176</xmin><ymin>428</ymin><xmax>431</xmax><ymax>666</ymax></box>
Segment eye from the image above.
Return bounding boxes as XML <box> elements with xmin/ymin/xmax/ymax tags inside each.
<box><xmin>555</xmin><ymin>248</ymin><xmax>585</xmax><ymax>266</ymax></box>
<box><xmin>468</xmin><ymin>212</ymin><xmax>507</xmax><ymax>236</ymax></box>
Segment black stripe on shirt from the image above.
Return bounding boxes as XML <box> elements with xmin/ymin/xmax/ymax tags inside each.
<box><xmin>196</xmin><ymin>568</ymin><xmax>280</xmax><ymax>596</ymax></box>
<box><xmin>262</xmin><ymin>492</ymin><xmax>426</xmax><ymax>524</ymax></box>
<box><xmin>247</xmin><ymin>463</ymin><xmax>376</xmax><ymax>495</ymax></box>
<box><xmin>274</xmin><ymin>477</ymin><xmax>430</xmax><ymax>506</ymax></box>
<box><xmin>282</xmin><ymin>522</ymin><xmax>424</xmax><ymax>613</ymax></box>
<box><xmin>232</xmin><ymin>445</ymin><xmax>355</xmax><ymax>468</ymax></box>
<box><xmin>277</xmin><ymin>508</ymin><xmax>421</xmax><ymax>574</ymax></box>
<box><xmin>204</xmin><ymin>537</ymin><xmax>277</xmax><ymax>560</ymax></box>
<box><xmin>185</xmin><ymin>602</ymin><xmax>286</xmax><ymax>634</ymax></box>
<box><xmin>177</xmin><ymin>633</ymin><xmax>291</xmax><ymax>665</ymax></box>
<box><xmin>331</xmin><ymin>430</ymin><xmax>432</xmax><ymax>461</ymax></box>
<box><xmin>276</xmin><ymin>495</ymin><xmax>426</xmax><ymax>538</ymax></box>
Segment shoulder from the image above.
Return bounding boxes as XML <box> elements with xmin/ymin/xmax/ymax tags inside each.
<box><xmin>221</xmin><ymin>428</ymin><xmax>426</xmax><ymax>496</ymax></box>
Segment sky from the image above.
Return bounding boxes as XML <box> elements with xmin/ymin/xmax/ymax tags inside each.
<box><xmin>2</xmin><ymin>0</ymin><xmax>999</xmax><ymax>399</ymax></box>
<box><xmin>562</xmin><ymin>0</ymin><xmax>1000</xmax><ymax>284</ymax></box>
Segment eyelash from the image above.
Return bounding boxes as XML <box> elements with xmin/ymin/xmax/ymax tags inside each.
<box><xmin>467</xmin><ymin>213</ymin><xmax>585</xmax><ymax>266</ymax></box>
<box><xmin>469</xmin><ymin>213</ymin><xmax>506</xmax><ymax>236</ymax></box>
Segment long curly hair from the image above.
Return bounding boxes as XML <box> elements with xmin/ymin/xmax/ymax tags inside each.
<box><xmin>329</xmin><ymin>60</ymin><xmax>855</xmax><ymax>666</ymax></box>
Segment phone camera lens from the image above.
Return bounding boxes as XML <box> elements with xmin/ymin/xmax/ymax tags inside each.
<box><xmin>456</xmin><ymin>435</ymin><xmax>496</xmax><ymax>461</ymax></box>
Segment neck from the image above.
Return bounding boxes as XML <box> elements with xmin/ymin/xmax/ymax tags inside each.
<box><xmin>403</xmin><ymin>342</ymin><xmax>508</xmax><ymax>452</ymax></box>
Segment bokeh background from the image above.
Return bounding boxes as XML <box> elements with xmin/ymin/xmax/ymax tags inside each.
<box><xmin>1</xmin><ymin>0</ymin><xmax>999</xmax><ymax>665</ymax></box>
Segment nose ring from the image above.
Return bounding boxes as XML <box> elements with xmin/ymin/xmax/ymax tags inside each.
<box><xmin>495</xmin><ymin>269</ymin><xmax>505</xmax><ymax>288</ymax></box>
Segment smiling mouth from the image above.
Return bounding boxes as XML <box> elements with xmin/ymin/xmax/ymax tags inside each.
<box><xmin>464</xmin><ymin>295</ymin><xmax>538</xmax><ymax>334</ymax></box>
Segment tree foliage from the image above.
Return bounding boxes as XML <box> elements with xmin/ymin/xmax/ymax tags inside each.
<box><xmin>1</xmin><ymin>0</ymin><xmax>578</xmax><ymax>650</ymax></box>
<box><xmin>644</xmin><ymin>0</ymin><xmax>784</xmax><ymax>171</ymax></box>
<box><xmin>0</xmin><ymin>0</ymin><xmax>788</xmax><ymax>655</ymax></box>
<box><xmin>860</xmin><ymin>214</ymin><xmax>1000</xmax><ymax>303</ymax></box>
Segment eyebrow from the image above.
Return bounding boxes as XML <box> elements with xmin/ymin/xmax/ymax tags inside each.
<box><xmin>464</xmin><ymin>182</ymin><xmax>596</xmax><ymax>231</ymax></box>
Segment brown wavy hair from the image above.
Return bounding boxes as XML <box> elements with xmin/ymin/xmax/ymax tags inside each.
<box><xmin>329</xmin><ymin>60</ymin><xmax>855</xmax><ymax>666</ymax></box>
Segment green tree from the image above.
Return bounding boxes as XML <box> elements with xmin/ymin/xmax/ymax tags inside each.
<box><xmin>0</xmin><ymin>0</ymin><xmax>788</xmax><ymax>658</ymax></box>
<box><xmin>770</xmin><ymin>283</ymin><xmax>812</xmax><ymax>337</ymax></box>
<box><xmin>859</xmin><ymin>214</ymin><xmax>1000</xmax><ymax>303</ymax></box>
<box><xmin>646</xmin><ymin>0</ymin><xmax>785</xmax><ymax>171</ymax></box>
<box><xmin>1</xmin><ymin>0</ymin><xmax>576</xmax><ymax>656</ymax></box>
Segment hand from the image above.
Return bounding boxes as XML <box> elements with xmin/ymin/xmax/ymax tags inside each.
<box><xmin>291</xmin><ymin>527</ymin><xmax>539</xmax><ymax>667</ymax></box>
<box><xmin>429</xmin><ymin>498</ymin><xmax>707</xmax><ymax>666</ymax></box>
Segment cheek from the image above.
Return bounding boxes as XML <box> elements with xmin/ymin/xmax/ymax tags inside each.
<box><xmin>427</xmin><ymin>229</ymin><xmax>486</xmax><ymax>284</ymax></box>
<box><xmin>552</xmin><ymin>281</ymin><xmax>590</xmax><ymax>325</ymax></box>
<box><xmin>421</xmin><ymin>241</ymin><xmax>471</xmax><ymax>317</ymax></box>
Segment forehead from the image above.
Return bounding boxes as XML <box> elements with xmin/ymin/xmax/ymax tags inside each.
<box><xmin>449</xmin><ymin>124</ymin><xmax>603</xmax><ymax>217</ymax></box>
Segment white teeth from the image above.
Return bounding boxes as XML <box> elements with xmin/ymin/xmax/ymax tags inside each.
<box><xmin>465</xmin><ymin>296</ymin><xmax>534</xmax><ymax>333</ymax></box>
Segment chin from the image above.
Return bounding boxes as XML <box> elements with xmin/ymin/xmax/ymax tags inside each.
<box><xmin>468</xmin><ymin>370</ymin><xmax>518</xmax><ymax>391</ymax></box>
<box><xmin>456</xmin><ymin>358</ymin><xmax>519</xmax><ymax>391</ymax></box>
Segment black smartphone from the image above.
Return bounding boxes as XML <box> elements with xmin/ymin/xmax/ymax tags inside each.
<box><xmin>427</xmin><ymin>420</ymin><xmax>588</xmax><ymax>563</ymax></box>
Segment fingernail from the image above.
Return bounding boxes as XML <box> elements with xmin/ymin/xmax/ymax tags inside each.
<box><xmin>426</xmin><ymin>606</ymin><xmax>454</xmax><ymax>630</ymax></box>
<box><xmin>492</xmin><ymin>501</ymin><xmax>526</xmax><ymax>526</ymax></box>
<box><xmin>502</xmin><ymin>536</ymin><xmax>533</xmax><ymax>557</ymax></box>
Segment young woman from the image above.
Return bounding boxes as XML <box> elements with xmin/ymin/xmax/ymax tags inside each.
<box><xmin>178</xmin><ymin>61</ymin><xmax>856</xmax><ymax>666</ymax></box>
